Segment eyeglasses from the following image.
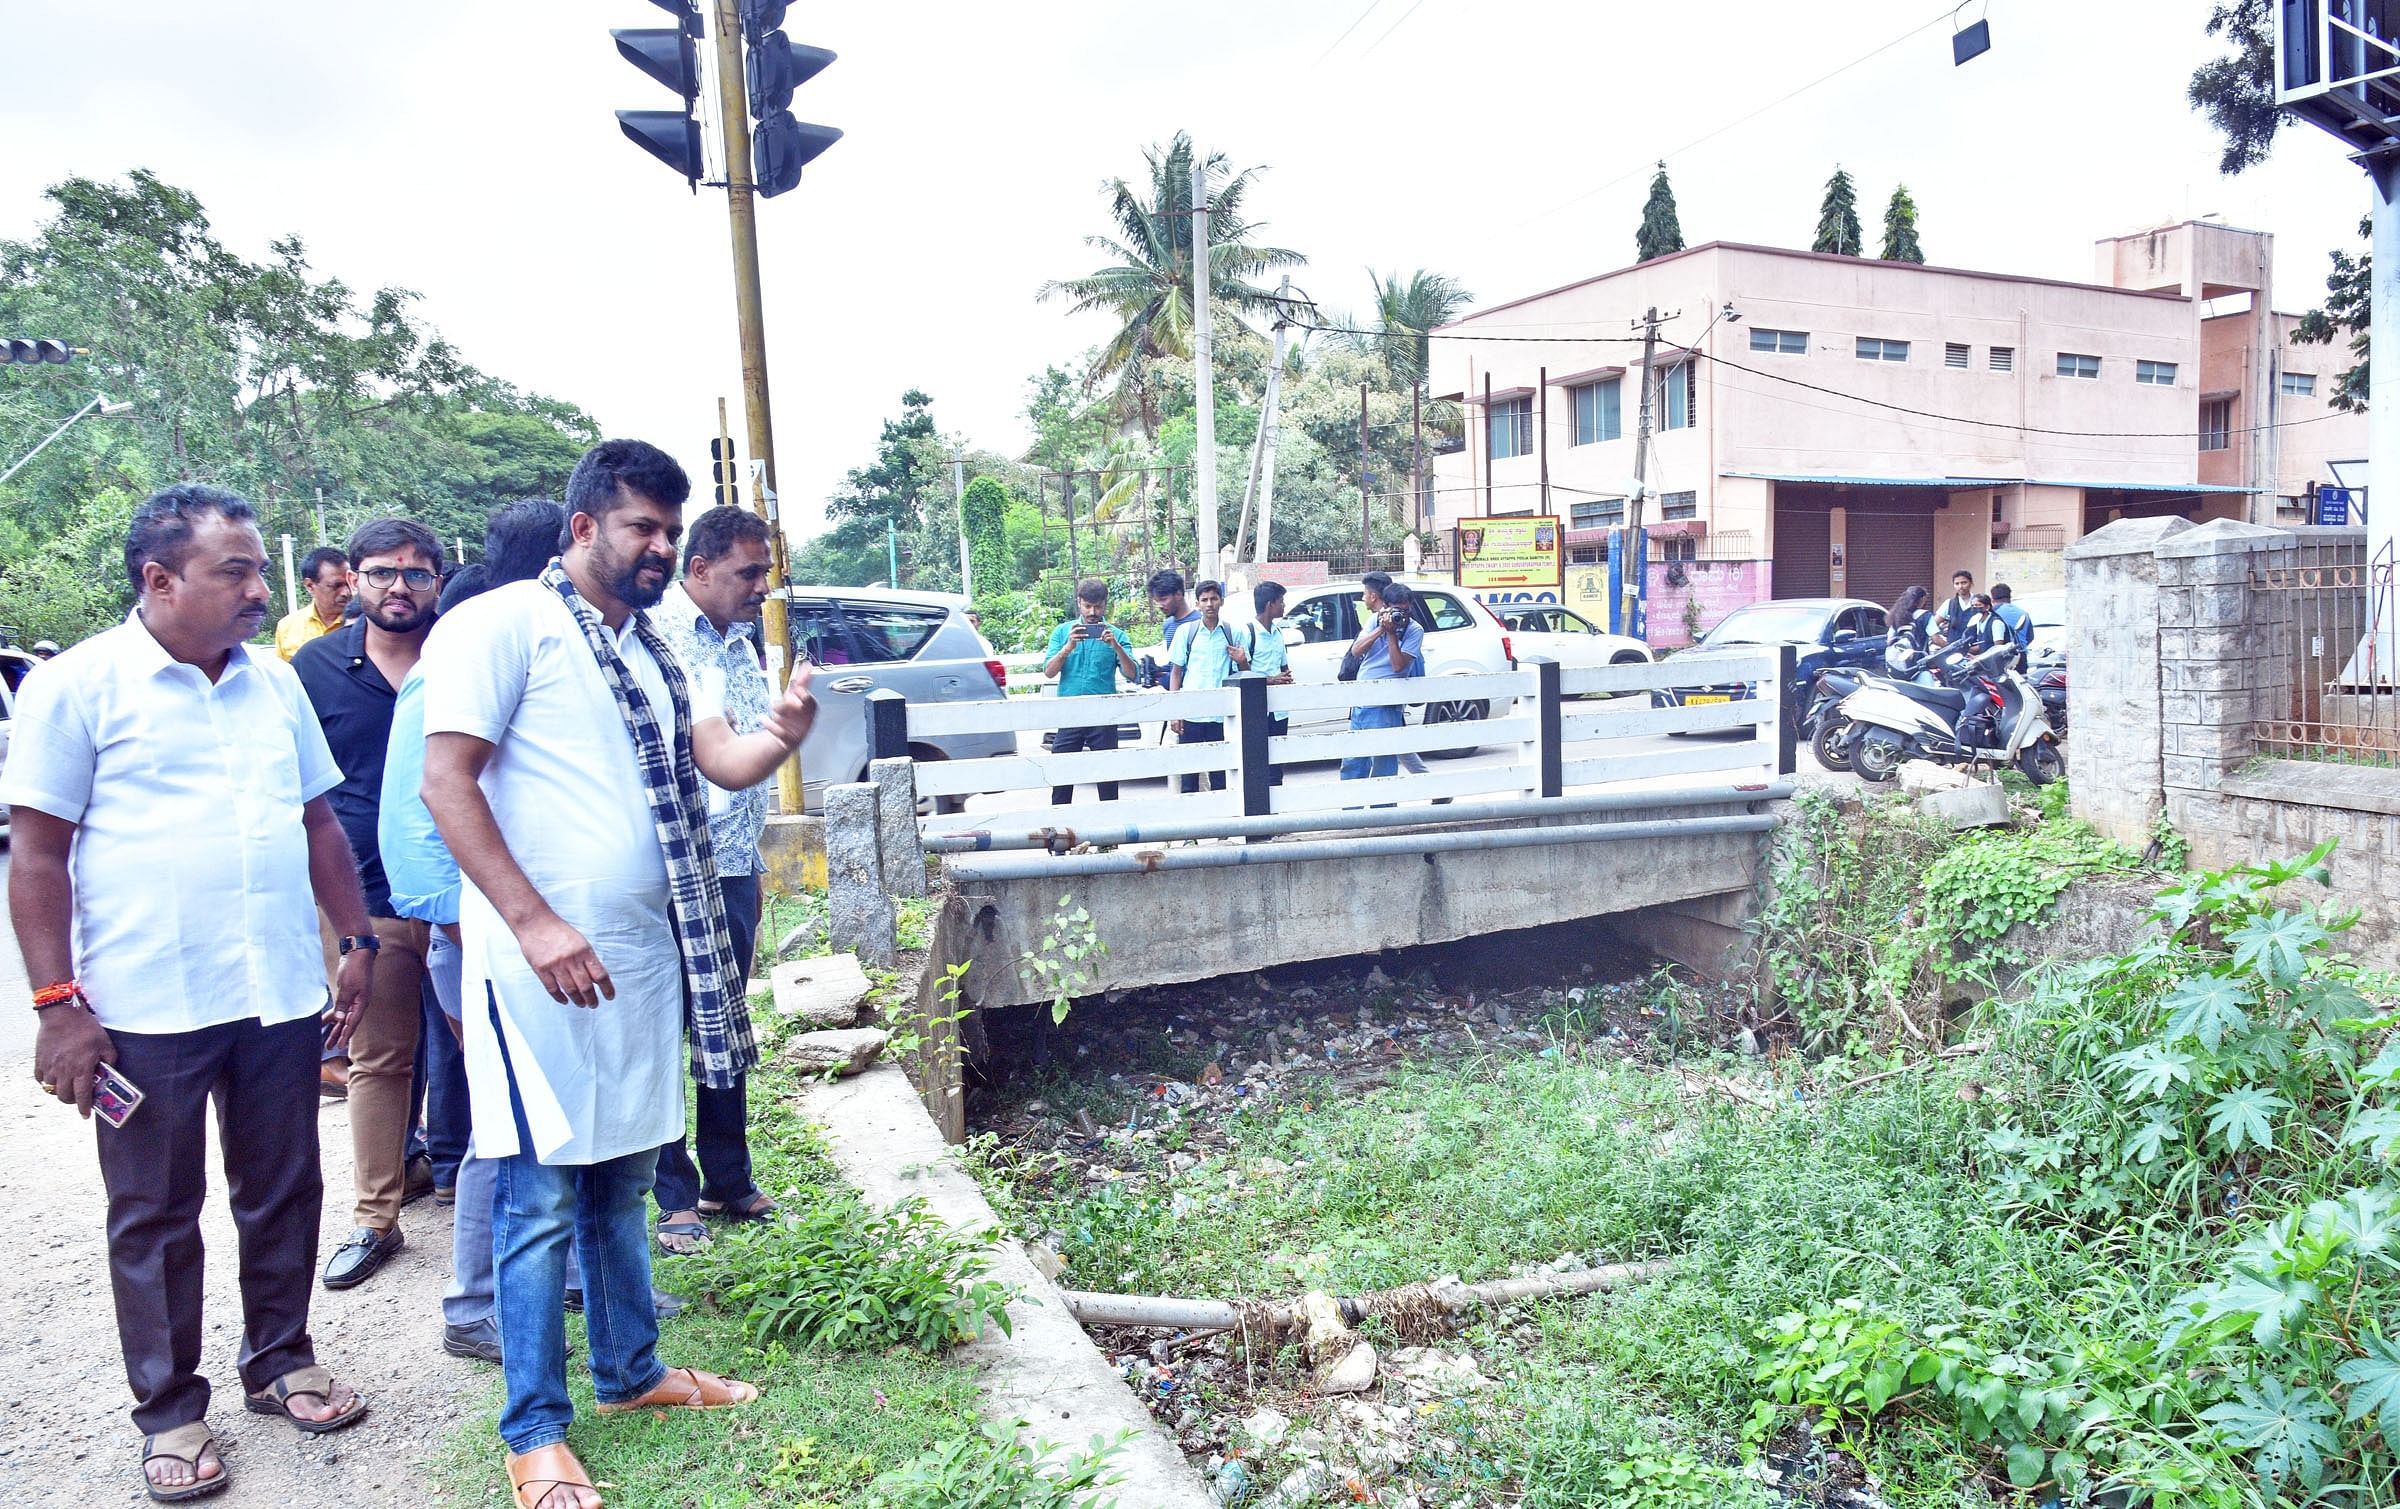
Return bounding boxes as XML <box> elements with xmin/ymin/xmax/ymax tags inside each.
<box><xmin>360</xmin><ymin>566</ymin><xmax>439</xmax><ymax>590</ymax></box>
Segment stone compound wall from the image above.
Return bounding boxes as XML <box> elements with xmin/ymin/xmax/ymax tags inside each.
<box><xmin>2066</xmin><ymin>518</ymin><xmax>2399</xmax><ymax>970</ymax></box>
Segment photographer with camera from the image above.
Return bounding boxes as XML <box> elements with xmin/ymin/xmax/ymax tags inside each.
<box><xmin>1042</xmin><ymin>578</ymin><xmax>1139</xmax><ymax>805</ymax></box>
<box><xmin>1341</xmin><ymin>575</ymin><xmax>1422</xmax><ymax>782</ymax></box>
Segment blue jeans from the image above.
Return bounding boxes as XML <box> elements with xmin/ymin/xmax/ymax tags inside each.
<box><xmin>489</xmin><ymin>995</ymin><xmax>665</xmax><ymax>1453</ymax></box>
<box><xmin>1340</xmin><ymin>702</ymin><xmax>1404</xmax><ymax>780</ymax></box>
<box><xmin>422</xmin><ymin>932</ymin><xmax>470</xmax><ymax>1188</ymax></box>
<box><xmin>654</xmin><ymin>874</ymin><xmax>761</xmax><ymax>1218</ymax></box>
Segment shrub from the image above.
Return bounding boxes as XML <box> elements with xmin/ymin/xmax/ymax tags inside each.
<box><xmin>708</xmin><ymin>1191</ymin><xmax>1013</xmax><ymax>1354</ymax></box>
<box><xmin>867</xmin><ymin>1421</ymin><xmax>1126</xmax><ymax>1509</ymax></box>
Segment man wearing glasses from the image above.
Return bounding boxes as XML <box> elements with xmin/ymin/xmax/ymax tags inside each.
<box><xmin>292</xmin><ymin>519</ymin><xmax>446</xmax><ymax>1290</ymax></box>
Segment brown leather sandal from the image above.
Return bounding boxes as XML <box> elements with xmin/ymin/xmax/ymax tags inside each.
<box><xmin>140</xmin><ymin>1421</ymin><xmax>228</xmax><ymax>1503</ymax></box>
<box><xmin>507</xmin><ymin>1443</ymin><xmax>601</xmax><ymax>1509</ymax></box>
<box><xmin>592</xmin><ymin>1365</ymin><xmax>760</xmax><ymax>1414</ymax></box>
<box><xmin>243</xmin><ymin>1364</ymin><xmax>368</xmax><ymax>1434</ymax></box>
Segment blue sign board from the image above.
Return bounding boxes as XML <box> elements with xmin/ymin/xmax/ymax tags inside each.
<box><xmin>2315</xmin><ymin>487</ymin><xmax>2353</xmax><ymax>527</ymax></box>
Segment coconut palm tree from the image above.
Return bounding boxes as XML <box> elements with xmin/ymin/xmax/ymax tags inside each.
<box><xmin>1367</xmin><ymin>269</ymin><xmax>1474</xmax><ymax>390</ymax></box>
<box><xmin>1040</xmin><ymin>132</ymin><xmax>1304</xmax><ymax>438</ymax></box>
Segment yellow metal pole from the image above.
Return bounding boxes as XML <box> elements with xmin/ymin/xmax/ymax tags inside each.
<box><xmin>711</xmin><ymin>0</ymin><xmax>802</xmax><ymax>813</ymax></box>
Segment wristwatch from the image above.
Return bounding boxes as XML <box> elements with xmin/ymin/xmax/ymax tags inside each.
<box><xmin>338</xmin><ymin>934</ymin><xmax>381</xmax><ymax>957</ymax></box>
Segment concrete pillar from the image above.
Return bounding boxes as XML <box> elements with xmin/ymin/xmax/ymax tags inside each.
<box><xmin>868</xmin><ymin>756</ymin><xmax>927</xmax><ymax>899</ymax></box>
<box><xmin>2064</xmin><ymin>516</ymin><xmax>2194</xmax><ymax>846</ymax></box>
<box><xmin>2154</xmin><ymin>519</ymin><xmax>2295</xmax><ymax>795</ymax></box>
<box><xmin>826</xmin><ymin>782</ymin><xmax>896</xmax><ymax>968</ymax></box>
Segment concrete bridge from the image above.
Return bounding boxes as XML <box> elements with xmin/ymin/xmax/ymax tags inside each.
<box><xmin>821</xmin><ymin>651</ymin><xmax>1796</xmax><ymax>1139</ymax></box>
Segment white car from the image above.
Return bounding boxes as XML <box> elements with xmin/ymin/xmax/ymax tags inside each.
<box><xmin>1112</xmin><ymin>576</ymin><xmax>1522</xmax><ymax>755</ymax></box>
<box><xmin>1491</xmin><ymin>604</ymin><xmax>1654</xmax><ymax>687</ymax></box>
<box><xmin>2013</xmin><ymin>589</ymin><xmax>2067</xmax><ymax>666</ymax></box>
<box><xmin>0</xmin><ymin>646</ymin><xmax>35</xmax><ymax>843</ymax></box>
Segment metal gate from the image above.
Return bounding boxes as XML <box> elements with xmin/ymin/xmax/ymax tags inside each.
<box><xmin>1772</xmin><ymin>506</ymin><xmax>1830</xmax><ymax>598</ymax></box>
<box><xmin>1843</xmin><ymin>506</ymin><xmax>1936</xmax><ymax>609</ymax></box>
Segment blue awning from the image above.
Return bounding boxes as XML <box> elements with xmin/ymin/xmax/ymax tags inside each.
<box><xmin>1719</xmin><ymin>471</ymin><xmax>2261</xmax><ymax>495</ymax></box>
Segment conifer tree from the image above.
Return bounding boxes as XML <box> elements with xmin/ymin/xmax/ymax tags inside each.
<box><xmin>1635</xmin><ymin>162</ymin><xmax>1684</xmax><ymax>262</ymax></box>
<box><xmin>1879</xmin><ymin>184</ymin><xmax>1924</xmax><ymax>263</ymax></box>
<box><xmin>1812</xmin><ymin>167</ymin><xmax>1862</xmax><ymax>256</ymax></box>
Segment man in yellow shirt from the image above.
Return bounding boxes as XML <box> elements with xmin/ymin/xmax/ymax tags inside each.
<box><xmin>276</xmin><ymin>547</ymin><xmax>353</xmax><ymax>661</ymax></box>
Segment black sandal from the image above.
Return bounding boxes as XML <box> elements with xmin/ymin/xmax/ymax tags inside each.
<box><xmin>655</xmin><ymin>1217</ymin><xmax>711</xmax><ymax>1255</ymax></box>
<box><xmin>697</xmin><ymin>1192</ymin><xmax>779</xmax><ymax>1223</ymax></box>
<box><xmin>243</xmin><ymin>1365</ymin><xmax>368</xmax><ymax>1435</ymax></box>
<box><xmin>140</xmin><ymin>1421</ymin><xmax>228</xmax><ymax>1503</ymax></box>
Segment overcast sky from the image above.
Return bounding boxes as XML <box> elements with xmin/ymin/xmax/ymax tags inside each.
<box><xmin>2</xmin><ymin>0</ymin><xmax>2363</xmax><ymax>539</ymax></box>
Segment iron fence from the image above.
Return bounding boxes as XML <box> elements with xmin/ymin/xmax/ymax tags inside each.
<box><xmin>2252</xmin><ymin>536</ymin><xmax>2399</xmax><ymax>768</ymax></box>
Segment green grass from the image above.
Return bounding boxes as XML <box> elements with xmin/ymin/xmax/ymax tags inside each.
<box><xmin>429</xmin><ymin>1015</ymin><xmax>984</xmax><ymax>1507</ymax></box>
<box><xmin>987</xmin><ymin>1044</ymin><xmax>2227</xmax><ymax>1506</ymax></box>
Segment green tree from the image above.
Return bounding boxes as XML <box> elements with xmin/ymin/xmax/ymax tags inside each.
<box><xmin>1366</xmin><ymin>269</ymin><xmax>1474</xmax><ymax>390</ymax></box>
<box><xmin>1879</xmin><ymin>184</ymin><xmax>1924</xmax><ymax>263</ymax></box>
<box><xmin>1812</xmin><ymin>167</ymin><xmax>1863</xmax><ymax>256</ymax></box>
<box><xmin>2296</xmin><ymin>217</ymin><xmax>2370</xmax><ymax>414</ymax></box>
<box><xmin>2190</xmin><ymin>0</ymin><xmax>2287</xmax><ymax>175</ymax></box>
<box><xmin>1037</xmin><ymin>131</ymin><xmax>1305</xmax><ymax>437</ymax></box>
<box><xmin>1636</xmin><ymin>162</ymin><xmax>1685</xmax><ymax>262</ymax></box>
<box><xmin>958</xmin><ymin>475</ymin><xmax>1011</xmax><ymax>606</ymax></box>
<box><xmin>826</xmin><ymin>389</ymin><xmax>940</xmax><ymax>532</ymax></box>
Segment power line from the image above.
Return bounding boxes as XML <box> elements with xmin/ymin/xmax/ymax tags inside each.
<box><xmin>1313</xmin><ymin>0</ymin><xmax>1391</xmax><ymax>64</ymax></box>
<box><xmin>1359</xmin><ymin>0</ymin><xmax>1429</xmax><ymax>58</ymax></box>
<box><xmin>1291</xmin><ymin>319</ymin><xmax>2351</xmax><ymax>443</ymax></box>
<box><xmin>1521</xmin><ymin>1</ymin><xmax>1961</xmax><ymax>226</ymax></box>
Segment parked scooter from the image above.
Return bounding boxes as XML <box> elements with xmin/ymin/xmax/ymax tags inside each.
<box><xmin>1804</xmin><ymin>641</ymin><xmax>1973</xmax><ymax>773</ymax></box>
<box><xmin>2033</xmin><ymin>663</ymin><xmax>2067</xmax><ymax>739</ymax></box>
<box><xmin>1832</xmin><ymin>642</ymin><xmax>2063</xmax><ymax>784</ymax></box>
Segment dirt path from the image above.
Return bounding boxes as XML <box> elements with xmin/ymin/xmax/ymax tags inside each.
<box><xmin>0</xmin><ymin>855</ymin><xmax>488</xmax><ymax>1505</ymax></box>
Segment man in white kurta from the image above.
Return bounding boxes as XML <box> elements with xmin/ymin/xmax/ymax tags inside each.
<box><xmin>419</xmin><ymin>440</ymin><xmax>806</xmax><ymax>1509</ymax></box>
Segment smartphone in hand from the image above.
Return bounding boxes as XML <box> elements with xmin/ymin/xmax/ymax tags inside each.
<box><xmin>93</xmin><ymin>1062</ymin><xmax>144</xmax><ymax>1128</ymax></box>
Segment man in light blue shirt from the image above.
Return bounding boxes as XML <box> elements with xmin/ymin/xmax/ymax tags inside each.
<box><xmin>1342</xmin><ymin>577</ymin><xmax>1423</xmax><ymax>781</ymax></box>
<box><xmin>1989</xmin><ymin>583</ymin><xmax>2033</xmax><ymax>665</ymax></box>
<box><xmin>1167</xmin><ymin>579</ymin><xmax>1249</xmax><ymax>793</ymax></box>
<box><xmin>1250</xmin><ymin>581</ymin><xmax>1292</xmax><ymax>788</ymax></box>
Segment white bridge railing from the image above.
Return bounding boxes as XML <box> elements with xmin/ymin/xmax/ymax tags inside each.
<box><xmin>865</xmin><ymin>648</ymin><xmax>1795</xmax><ymax>841</ymax></box>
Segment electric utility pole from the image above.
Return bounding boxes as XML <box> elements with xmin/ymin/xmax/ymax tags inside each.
<box><xmin>1619</xmin><ymin>305</ymin><xmax>1671</xmax><ymax>638</ymax></box>
<box><xmin>1249</xmin><ymin>274</ymin><xmax>1291</xmax><ymax>570</ymax></box>
<box><xmin>1192</xmin><ymin>155</ymin><xmax>1219</xmax><ymax>582</ymax></box>
<box><xmin>951</xmin><ymin>450</ymin><xmax>971</xmax><ymax>599</ymax></box>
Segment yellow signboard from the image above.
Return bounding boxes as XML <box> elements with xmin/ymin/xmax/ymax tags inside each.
<box><xmin>1454</xmin><ymin>515</ymin><xmax>1563</xmax><ymax>590</ymax></box>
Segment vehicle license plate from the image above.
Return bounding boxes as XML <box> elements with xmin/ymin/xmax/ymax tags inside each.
<box><xmin>1684</xmin><ymin>694</ymin><xmax>1730</xmax><ymax>705</ymax></box>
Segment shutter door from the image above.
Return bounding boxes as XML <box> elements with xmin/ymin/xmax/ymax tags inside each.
<box><xmin>1773</xmin><ymin>505</ymin><xmax>1830</xmax><ymax>598</ymax></box>
<box><xmin>1842</xmin><ymin>506</ymin><xmax>1935</xmax><ymax>609</ymax></box>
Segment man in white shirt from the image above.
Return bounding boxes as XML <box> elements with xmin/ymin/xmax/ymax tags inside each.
<box><xmin>3</xmin><ymin>484</ymin><xmax>374</xmax><ymax>1500</ymax></box>
<box><xmin>419</xmin><ymin>440</ymin><xmax>812</xmax><ymax>1509</ymax></box>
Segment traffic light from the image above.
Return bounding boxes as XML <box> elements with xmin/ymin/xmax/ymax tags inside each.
<box><xmin>738</xmin><ymin>0</ymin><xmax>841</xmax><ymax>198</ymax></box>
<box><xmin>710</xmin><ymin>436</ymin><xmax>741</xmax><ymax>508</ymax></box>
<box><xmin>614</xmin><ymin>0</ymin><xmax>705</xmax><ymax>187</ymax></box>
<box><xmin>2</xmin><ymin>340</ymin><xmax>74</xmax><ymax>365</ymax></box>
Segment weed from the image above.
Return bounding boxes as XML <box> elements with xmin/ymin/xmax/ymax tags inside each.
<box><xmin>866</xmin><ymin>1421</ymin><xmax>1129</xmax><ymax>1509</ymax></box>
<box><xmin>702</xmin><ymin>1193</ymin><xmax>1014</xmax><ymax>1354</ymax></box>
<box><xmin>1019</xmin><ymin>893</ymin><xmax>1106</xmax><ymax>1025</ymax></box>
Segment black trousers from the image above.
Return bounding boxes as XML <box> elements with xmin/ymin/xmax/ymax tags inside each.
<box><xmin>1178</xmin><ymin>720</ymin><xmax>1228</xmax><ymax>794</ymax></box>
<box><xmin>655</xmin><ymin>873</ymin><xmax>762</xmax><ymax>1216</ymax></box>
<box><xmin>97</xmin><ymin>1012</ymin><xmax>324</xmax><ymax>1432</ymax></box>
<box><xmin>1049</xmin><ymin>722</ymin><xmax>1122</xmax><ymax>804</ymax></box>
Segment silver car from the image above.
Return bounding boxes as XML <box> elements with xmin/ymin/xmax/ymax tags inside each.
<box><xmin>783</xmin><ymin>586</ymin><xmax>1014</xmax><ymax>813</ymax></box>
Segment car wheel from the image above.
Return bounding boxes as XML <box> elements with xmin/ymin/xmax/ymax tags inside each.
<box><xmin>1607</xmin><ymin>649</ymin><xmax>1648</xmax><ymax>698</ymax></box>
<box><xmin>1421</xmin><ymin>696</ymin><xmax>1489</xmax><ymax>760</ymax></box>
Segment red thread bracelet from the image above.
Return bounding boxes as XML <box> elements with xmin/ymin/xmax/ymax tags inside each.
<box><xmin>32</xmin><ymin>981</ymin><xmax>84</xmax><ymax>1009</ymax></box>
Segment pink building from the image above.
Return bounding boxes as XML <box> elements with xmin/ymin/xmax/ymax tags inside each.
<box><xmin>1426</xmin><ymin>221</ymin><xmax>2365</xmax><ymax>641</ymax></box>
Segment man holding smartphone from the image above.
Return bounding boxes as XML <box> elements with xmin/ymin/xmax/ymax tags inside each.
<box><xmin>1042</xmin><ymin>578</ymin><xmax>1138</xmax><ymax>805</ymax></box>
<box><xmin>1341</xmin><ymin>574</ymin><xmax>1422</xmax><ymax>782</ymax></box>
<box><xmin>4</xmin><ymin>484</ymin><xmax>374</xmax><ymax>1500</ymax></box>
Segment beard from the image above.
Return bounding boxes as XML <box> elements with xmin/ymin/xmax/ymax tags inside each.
<box><xmin>368</xmin><ymin>597</ymin><xmax>435</xmax><ymax>634</ymax></box>
<box><xmin>595</xmin><ymin>537</ymin><xmax>675</xmax><ymax>609</ymax></box>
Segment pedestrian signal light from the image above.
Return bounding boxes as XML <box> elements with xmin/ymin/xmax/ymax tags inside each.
<box><xmin>613</xmin><ymin>1</ymin><xmax>706</xmax><ymax>187</ymax></box>
<box><xmin>2</xmin><ymin>339</ymin><xmax>74</xmax><ymax>364</ymax></box>
<box><xmin>710</xmin><ymin>437</ymin><xmax>741</xmax><ymax>508</ymax></box>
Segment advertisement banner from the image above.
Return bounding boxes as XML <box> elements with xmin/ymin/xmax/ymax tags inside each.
<box><xmin>1453</xmin><ymin>516</ymin><xmax>1564</xmax><ymax>590</ymax></box>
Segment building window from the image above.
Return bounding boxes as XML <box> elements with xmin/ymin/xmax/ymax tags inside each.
<box><xmin>2057</xmin><ymin>352</ymin><xmax>2101</xmax><ymax>379</ymax></box>
<box><xmin>1945</xmin><ymin>342</ymin><xmax>1970</xmax><ymax>369</ymax></box>
<box><xmin>2201</xmin><ymin>397</ymin><xmax>2233</xmax><ymax>451</ymax></box>
<box><xmin>1568</xmin><ymin>545</ymin><xmax>1602</xmax><ymax>565</ymax></box>
<box><xmin>1654</xmin><ymin>362</ymin><xmax>1694</xmax><ymax>430</ymax></box>
<box><xmin>1487</xmin><ymin>396</ymin><xmax>1531</xmax><ymax>459</ymax></box>
<box><xmin>1855</xmin><ymin>337</ymin><xmax>1910</xmax><ymax>362</ymax></box>
<box><xmin>1990</xmin><ymin>346</ymin><xmax>2015</xmax><ymax>372</ymax></box>
<box><xmin>1659</xmin><ymin>535</ymin><xmax>1698</xmax><ymax>562</ymax></box>
<box><xmin>1748</xmin><ymin>327</ymin><xmax>1807</xmax><ymax>354</ymax></box>
<box><xmin>1570</xmin><ymin>378</ymin><xmax>1621</xmax><ymax>445</ymax></box>
<box><xmin>1659</xmin><ymin>490</ymin><xmax>1697</xmax><ymax>520</ymax></box>
<box><xmin>2280</xmin><ymin>371</ymin><xmax>2317</xmax><ymax>397</ymax></box>
<box><xmin>1570</xmin><ymin>497</ymin><xmax>1624</xmax><ymax>529</ymax></box>
<box><xmin>2136</xmin><ymin>359</ymin><xmax>2178</xmax><ymax>386</ymax></box>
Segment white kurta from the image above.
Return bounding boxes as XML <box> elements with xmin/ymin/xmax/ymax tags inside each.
<box><xmin>418</xmin><ymin>582</ymin><xmax>684</xmax><ymax>1166</ymax></box>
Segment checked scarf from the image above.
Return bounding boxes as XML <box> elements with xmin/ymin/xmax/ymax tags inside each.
<box><xmin>542</xmin><ymin>560</ymin><xmax>756</xmax><ymax>1090</ymax></box>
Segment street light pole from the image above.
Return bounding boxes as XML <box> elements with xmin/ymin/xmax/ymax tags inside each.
<box><xmin>952</xmin><ymin>450</ymin><xmax>972</xmax><ymax>599</ymax></box>
<box><xmin>0</xmin><ymin>393</ymin><xmax>129</xmax><ymax>486</ymax></box>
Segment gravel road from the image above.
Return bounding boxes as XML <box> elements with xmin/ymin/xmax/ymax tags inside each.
<box><xmin>0</xmin><ymin>851</ymin><xmax>488</xmax><ymax>1505</ymax></box>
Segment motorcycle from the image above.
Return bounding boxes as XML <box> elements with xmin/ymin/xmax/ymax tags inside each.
<box><xmin>2033</xmin><ymin>662</ymin><xmax>2067</xmax><ymax>739</ymax></box>
<box><xmin>1832</xmin><ymin>642</ymin><xmax>2063</xmax><ymax>785</ymax></box>
<box><xmin>1804</xmin><ymin>642</ymin><xmax>1974</xmax><ymax>773</ymax></box>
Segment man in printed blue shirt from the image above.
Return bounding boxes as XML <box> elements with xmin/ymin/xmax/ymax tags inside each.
<box><xmin>1342</xmin><ymin>577</ymin><xmax>1423</xmax><ymax>782</ymax></box>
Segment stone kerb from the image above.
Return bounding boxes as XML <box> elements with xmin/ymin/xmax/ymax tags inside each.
<box><xmin>2065</xmin><ymin>516</ymin><xmax>2194</xmax><ymax>847</ymax></box>
<box><xmin>2154</xmin><ymin>521</ymin><xmax>2295</xmax><ymax>795</ymax></box>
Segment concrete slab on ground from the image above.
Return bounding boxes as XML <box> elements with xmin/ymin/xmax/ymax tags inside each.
<box><xmin>1919</xmin><ymin>781</ymin><xmax>2013</xmax><ymax>829</ymax></box>
<box><xmin>798</xmin><ymin>1063</ymin><xmax>1213</xmax><ymax>1508</ymax></box>
<box><xmin>772</xmin><ymin>952</ymin><xmax>871</xmax><ymax>1027</ymax></box>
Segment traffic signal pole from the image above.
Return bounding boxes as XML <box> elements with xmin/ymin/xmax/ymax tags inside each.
<box><xmin>709</xmin><ymin>0</ymin><xmax>803</xmax><ymax>813</ymax></box>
